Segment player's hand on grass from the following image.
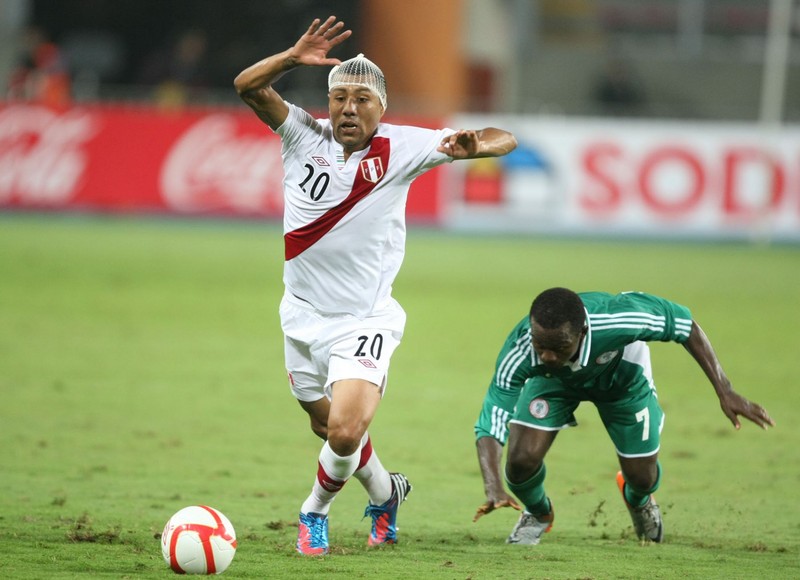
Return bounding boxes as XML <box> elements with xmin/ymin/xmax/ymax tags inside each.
<box><xmin>719</xmin><ymin>389</ymin><xmax>775</xmax><ymax>430</ymax></box>
<box><xmin>292</xmin><ymin>16</ymin><xmax>352</xmax><ymax>67</ymax></box>
<box><xmin>473</xmin><ymin>494</ymin><xmax>521</xmax><ymax>522</ymax></box>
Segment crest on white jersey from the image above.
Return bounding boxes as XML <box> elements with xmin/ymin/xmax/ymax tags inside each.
<box><xmin>311</xmin><ymin>155</ymin><xmax>330</xmax><ymax>166</ymax></box>
<box><xmin>360</xmin><ymin>157</ymin><xmax>385</xmax><ymax>183</ymax></box>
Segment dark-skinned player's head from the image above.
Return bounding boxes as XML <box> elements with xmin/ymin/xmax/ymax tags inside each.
<box><xmin>529</xmin><ymin>288</ymin><xmax>586</xmax><ymax>368</ymax></box>
<box><xmin>529</xmin><ymin>287</ymin><xmax>585</xmax><ymax>332</ymax></box>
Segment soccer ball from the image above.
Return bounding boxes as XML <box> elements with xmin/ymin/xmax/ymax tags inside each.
<box><xmin>161</xmin><ymin>505</ymin><xmax>237</xmax><ymax>575</ymax></box>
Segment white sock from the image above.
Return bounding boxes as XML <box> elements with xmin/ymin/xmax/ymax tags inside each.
<box><xmin>352</xmin><ymin>433</ymin><xmax>392</xmax><ymax>505</ymax></box>
<box><xmin>300</xmin><ymin>441</ymin><xmax>360</xmax><ymax>516</ymax></box>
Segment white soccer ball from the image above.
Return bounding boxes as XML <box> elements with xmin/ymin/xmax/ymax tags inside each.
<box><xmin>161</xmin><ymin>505</ymin><xmax>237</xmax><ymax>575</ymax></box>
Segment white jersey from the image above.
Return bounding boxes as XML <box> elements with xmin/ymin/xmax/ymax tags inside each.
<box><xmin>276</xmin><ymin>102</ymin><xmax>455</xmax><ymax>317</ymax></box>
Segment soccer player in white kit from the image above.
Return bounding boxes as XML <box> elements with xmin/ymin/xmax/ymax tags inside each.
<box><xmin>234</xmin><ymin>16</ymin><xmax>518</xmax><ymax>555</ymax></box>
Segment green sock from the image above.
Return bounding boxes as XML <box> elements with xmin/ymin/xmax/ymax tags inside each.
<box><xmin>623</xmin><ymin>462</ymin><xmax>662</xmax><ymax>508</ymax></box>
<box><xmin>505</xmin><ymin>463</ymin><xmax>550</xmax><ymax>516</ymax></box>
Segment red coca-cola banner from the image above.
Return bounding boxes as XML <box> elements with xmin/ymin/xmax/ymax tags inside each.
<box><xmin>0</xmin><ymin>103</ymin><xmax>443</xmax><ymax>221</ymax></box>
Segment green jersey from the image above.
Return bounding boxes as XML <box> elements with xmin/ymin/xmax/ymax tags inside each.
<box><xmin>475</xmin><ymin>291</ymin><xmax>693</xmax><ymax>449</ymax></box>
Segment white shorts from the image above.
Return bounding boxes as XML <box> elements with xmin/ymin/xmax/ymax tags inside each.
<box><xmin>279</xmin><ymin>292</ymin><xmax>406</xmax><ymax>402</ymax></box>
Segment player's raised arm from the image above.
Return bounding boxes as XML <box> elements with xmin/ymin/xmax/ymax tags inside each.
<box><xmin>683</xmin><ymin>321</ymin><xmax>775</xmax><ymax>430</ymax></box>
<box><xmin>437</xmin><ymin>128</ymin><xmax>518</xmax><ymax>159</ymax></box>
<box><xmin>233</xmin><ymin>16</ymin><xmax>352</xmax><ymax>129</ymax></box>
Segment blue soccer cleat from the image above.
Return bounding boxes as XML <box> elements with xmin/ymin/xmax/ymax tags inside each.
<box><xmin>296</xmin><ymin>511</ymin><xmax>329</xmax><ymax>556</ymax></box>
<box><xmin>364</xmin><ymin>472</ymin><xmax>412</xmax><ymax>546</ymax></box>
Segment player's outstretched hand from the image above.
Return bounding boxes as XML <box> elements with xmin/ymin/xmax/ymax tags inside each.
<box><xmin>473</xmin><ymin>495</ymin><xmax>521</xmax><ymax>522</ymax></box>
<box><xmin>438</xmin><ymin>130</ymin><xmax>481</xmax><ymax>159</ymax></box>
<box><xmin>292</xmin><ymin>16</ymin><xmax>352</xmax><ymax>67</ymax></box>
<box><xmin>719</xmin><ymin>389</ymin><xmax>775</xmax><ymax>430</ymax></box>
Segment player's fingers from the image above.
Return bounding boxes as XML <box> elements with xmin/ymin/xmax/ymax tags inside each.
<box><xmin>324</xmin><ymin>21</ymin><xmax>344</xmax><ymax>39</ymax></box>
<box><xmin>751</xmin><ymin>407</ymin><xmax>775</xmax><ymax>429</ymax></box>
<box><xmin>330</xmin><ymin>29</ymin><xmax>352</xmax><ymax>46</ymax></box>
<box><xmin>721</xmin><ymin>405</ymin><xmax>739</xmax><ymax>429</ymax></box>
<box><xmin>456</xmin><ymin>129</ymin><xmax>476</xmax><ymax>143</ymax></box>
<box><xmin>496</xmin><ymin>499</ymin><xmax>521</xmax><ymax>511</ymax></box>
<box><xmin>318</xmin><ymin>16</ymin><xmax>336</xmax><ymax>34</ymax></box>
<box><xmin>305</xmin><ymin>18</ymin><xmax>321</xmax><ymax>35</ymax></box>
<box><xmin>473</xmin><ymin>503</ymin><xmax>492</xmax><ymax>522</ymax></box>
<box><xmin>754</xmin><ymin>405</ymin><xmax>775</xmax><ymax>427</ymax></box>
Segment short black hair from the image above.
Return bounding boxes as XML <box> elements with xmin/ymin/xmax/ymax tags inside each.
<box><xmin>529</xmin><ymin>287</ymin><xmax>585</xmax><ymax>332</ymax></box>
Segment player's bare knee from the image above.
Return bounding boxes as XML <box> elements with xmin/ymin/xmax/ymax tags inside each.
<box><xmin>326</xmin><ymin>427</ymin><xmax>362</xmax><ymax>456</ymax></box>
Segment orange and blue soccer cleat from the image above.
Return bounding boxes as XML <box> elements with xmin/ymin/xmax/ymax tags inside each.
<box><xmin>296</xmin><ymin>512</ymin><xmax>329</xmax><ymax>555</ymax></box>
<box><xmin>364</xmin><ymin>473</ymin><xmax>412</xmax><ymax>546</ymax></box>
<box><xmin>616</xmin><ymin>471</ymin><xmax>663</xmax><ymax>543</ymax></box>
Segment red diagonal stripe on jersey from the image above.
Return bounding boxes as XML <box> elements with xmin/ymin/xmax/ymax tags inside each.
<box><xmin>284</xmin><ymin>136</ymin><xmax>390</xmax><ymax>261</ymax></box>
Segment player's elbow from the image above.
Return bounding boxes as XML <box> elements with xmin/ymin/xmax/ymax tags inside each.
<box><xmin>479</xmin><ymin>128</ymin><xmax>518</xmax><ymax>157</ymax></box>
<box><xmin>233</xmin><ymin>70</ymin><xmax>263</xmax><ymax>98</ymax></box>
<box><xmin>233</xmin><ymin>74</ymin><xmax>250</xmax><ymax>97</ymax></box>
<box><xmin>498</xmin><ymin>132</ymin><xmax>518</xmax><ymax>155</ymax></box>
<box><xmin>508</xmin><ymin>134</ymin><xmax>519</xmax><ymax>153</ymax></box>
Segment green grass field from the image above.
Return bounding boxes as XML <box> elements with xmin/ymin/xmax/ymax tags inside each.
<box><xmin>1</xmin><ymin>215</ymin><xmax>798</xmax><ymax>579</ymax></box>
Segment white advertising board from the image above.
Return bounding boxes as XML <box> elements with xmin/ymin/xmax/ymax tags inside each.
<box><xmin>446</xmin><ymin>115</ymin><xmax>800</xmax><ymax>241</ymax></box>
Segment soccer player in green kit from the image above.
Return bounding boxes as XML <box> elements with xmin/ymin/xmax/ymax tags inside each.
<box><xmin>473</xmin><ymin>287</ymin><xmax>775</xmax><ymax>544</ymax></box>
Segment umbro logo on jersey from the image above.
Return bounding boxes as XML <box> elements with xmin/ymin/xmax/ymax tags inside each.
<box><xmin>358</xmin><ymin>359</ymin><xmax>377</xmax><ymax>368</ymax></box>
<box><xmin>360</xmin><ymin>157</ymin><xmax>384</xmax><ymax>183</ymax></box>
<box><xmin>311</xmin><ymin>156</ymin><xmax>330</xmax><ymax>166</ymax></box>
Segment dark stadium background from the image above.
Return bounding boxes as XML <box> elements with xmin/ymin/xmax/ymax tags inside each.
<box><xmin>8</xmin><ymin>0</ymin><xmax>798</xmax><ymax>121</ymax></box>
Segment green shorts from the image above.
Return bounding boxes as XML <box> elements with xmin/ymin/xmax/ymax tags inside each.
<box><xmin>510</xmin><ymin>366</ymin><xmax>664</xmax><ymax>458</ymax></box>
